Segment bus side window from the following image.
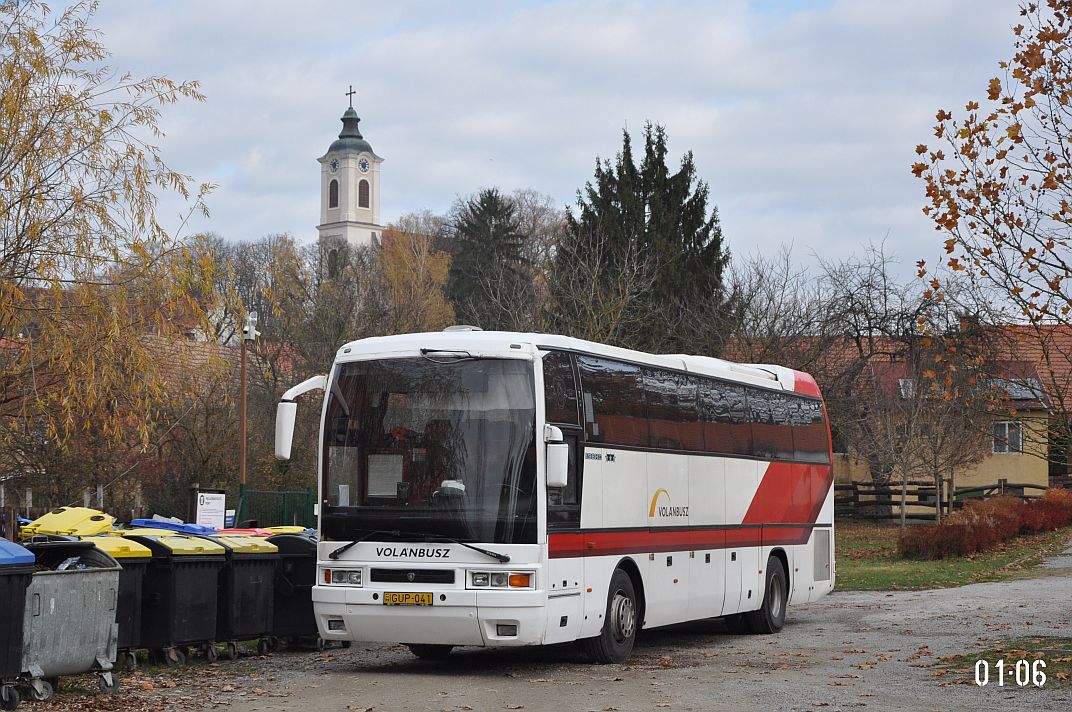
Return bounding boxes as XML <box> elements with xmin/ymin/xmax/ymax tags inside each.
<box><xmin>642</xmin><ymin>368</ymin><xmax>702</xmax><ymax>451</ymax></box>
<box><xmin>542</xmin><ymin>351</ymin><xmax>580</xmax><ymax>425</ymax></box>
<box><xmin>577</xmin><ymin>356</ymin><xmax>647</xmax><ymax>446</ymax></box>
<box><xmin>700</xmin><ymin>381</ymin><xmax>752</xmax><ymax>457</ymax></box>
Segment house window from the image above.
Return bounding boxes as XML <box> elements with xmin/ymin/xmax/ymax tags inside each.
<box><xmin>359</xmin><ymin>179</ymin><xmax>370</xmax><ymax>208</ymax></box>
<box><xmin>898</xmin><ymin>379</ymin><xmax>915</xmax><ymax>399</ymax></box>
<box><xmin>993</xmin><ymin>420</ymin><xmax>1022</xmax><ymax>454</ymax></box>
<box><xmin>329</xmin><ymin>179</ymin><xmax>339</xmax><ymax>208</ymax></box>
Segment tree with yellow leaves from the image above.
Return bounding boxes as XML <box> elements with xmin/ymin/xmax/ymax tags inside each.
<box><xmin>0</xmin><ymin>1</ymin><xmax>213</xmax><ymax>500</ymax></box>
<box><xmin>381</xmin><ymin>225</ymin><xmax>454</xmax><ymax>333</ymax></box>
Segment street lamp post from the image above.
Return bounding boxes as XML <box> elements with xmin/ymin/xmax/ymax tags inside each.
<box><xmin>240</xmin><ymin>311</ymin><xmax>259</xmax><ymax>486</ymax></box>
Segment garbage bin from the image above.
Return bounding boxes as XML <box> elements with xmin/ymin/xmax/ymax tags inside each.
<box><xmin>0</xmin><ymin>540</ymin><xmax>34</xmax><ymax>710</ymax></box>
<box><xmin>119</xmin><ymin>529</ymin><xmax>226</xmax><ymax>665</ymax></box>
<box><xmin>20</xmin><ymin>540</ymin><xmax>120</xmax><ymax>702</ymax></box>
<box><xmin>266</xmin><ymin>533</ymin><xmax>320</xmax><ymax>647</ymax></box>
<box><xmin>85</xmin><ymin>536</ymin><xmax>152</xmax><ymax>671</ymax></box>
<box><xmin>265</xmin><ymin>526</ymin><xmax>310</xmax><ymax>536</ymax></box>
<box><xmin>199</xmin><ymin>534</ymin><xmax>279</xmax><ymax>660</ymax></box>
<box><xmin>20</xmin><ymin>507</ymin><xmax>114</xmax><ymax>538</ymax></box>
<box><xmin>129</xmin><ymin>518</ymin><xmax>216</xmax><ymax>535</ymax></box>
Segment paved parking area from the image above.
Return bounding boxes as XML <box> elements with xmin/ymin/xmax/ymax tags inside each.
<box><xmin>231</xmin><ymin>544</ymin><xmax>1072</xmax><ymax>712</ymax></box>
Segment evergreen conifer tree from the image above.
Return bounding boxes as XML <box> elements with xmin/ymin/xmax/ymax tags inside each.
<box><xmin>445</xmin><ymin>188</ymin><xmax>532</xmax><ymax>329</ymax></box>
<box><xmin>549</xmin><ymin>123</ymin><xmax>730</xmax><ymax>352</ymax></box>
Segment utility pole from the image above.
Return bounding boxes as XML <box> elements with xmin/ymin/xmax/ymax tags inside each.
<box><xmin>240</xmin><ymin>311</ymin><xmax>259</xmax><ymax>486</ymax></box>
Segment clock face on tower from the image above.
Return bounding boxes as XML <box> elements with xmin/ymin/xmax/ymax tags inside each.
<box><xmin>329</xmin><ymin>158</ymin><xmax>339</xmax><ymax>173</ymax></box>
<box><xmin>358</xmin><ymin>158</ymin><xmax>370</xmax><ymax>173</ymax></box>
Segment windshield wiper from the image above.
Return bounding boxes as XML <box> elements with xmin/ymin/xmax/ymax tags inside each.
<box><xmin>328</xmin><ymin>529</ymin><xmax>399</xmax><ymax>560</ymax></box>
<box><xmin>330</xmin><ymin>528</ymin><xmax>511</xmax><ymax>563</ymax></box>
<box><xmin>424</xmin><ymin>534</ymin><xmax>511</xmax><ymax>563</ymax></box>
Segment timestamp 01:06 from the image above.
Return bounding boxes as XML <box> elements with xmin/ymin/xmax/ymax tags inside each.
<box><xmin>974</xmin><ymin>659</ymin><xmax>1047</xmax><ymax>687</ymax></box>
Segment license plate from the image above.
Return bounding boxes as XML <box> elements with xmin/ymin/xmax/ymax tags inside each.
<box><xmin>383</xmin><ymin>591</ymin><xmax>433</xmax><ymax>606</ymax></box>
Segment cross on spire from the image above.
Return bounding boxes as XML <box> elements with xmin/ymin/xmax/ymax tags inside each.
<box><xmin>346</xmin><ymin>85</ymin><xmax>356</xmax><ymax>108</ymax></box>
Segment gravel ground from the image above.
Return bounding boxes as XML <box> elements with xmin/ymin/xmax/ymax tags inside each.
<box><xmin>25</xmin><ymin>542</ymin><xmax>1072</xmax><ymax>712</ymax></box>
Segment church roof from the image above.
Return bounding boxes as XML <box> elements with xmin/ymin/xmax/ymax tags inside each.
<box><xmin>327</xmin><ymin>106</ymin><xmax>380</xmax><ymax>157</ymax></box>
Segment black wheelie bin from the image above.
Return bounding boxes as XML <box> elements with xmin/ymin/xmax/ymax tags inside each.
<box><xmin>119</xmin><ymin>529</ymin><xmax>226</xmax><ymax>665</ymax></box>
<box><xmin>266</xmin><ymin>533</ymin><xmax>321</xmax><ymax>648</ymax></box>
<box><xmin>0</xmin><ymin>540</ymin><xmax>34</xmax><ymax>710</ymax></box>
<box><xmin>199</xmin><ymin>534</ymin><xmax>279</xmax><ymax>660</ymax></box>
<box><xmin>85</xmin><ymin>536</ymin><xmax>153</xmax><ymax>671</ymax></box>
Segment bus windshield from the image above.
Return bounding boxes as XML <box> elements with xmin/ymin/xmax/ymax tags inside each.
<box><xmin>320</xmin><ymin>357</ymin><xmax>537</xmax><ymax>544</ymax></box>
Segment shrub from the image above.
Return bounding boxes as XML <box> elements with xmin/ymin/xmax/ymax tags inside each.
<box><xmin>899</xmin><ymin>491</ymin><xmax>1072</xmax><ymax>560</ymax></box>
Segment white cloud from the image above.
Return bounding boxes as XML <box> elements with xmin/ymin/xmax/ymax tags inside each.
<box><xmin>88</xmin><ymin>0</ymin><xmax>1016</xmax><ymax>270</ymax></box>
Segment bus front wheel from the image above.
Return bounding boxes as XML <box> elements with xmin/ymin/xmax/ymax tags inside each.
<box><xmin>744</xmin><ymin>555</ymin><xmax>787</xmax><ymax>634</ymax></box>
<box><xmin>584</xmin><ymin>569</ymin><xmax>638</xmax><ymax>664</ymax></box>
<box><xmin>407</xmin><ymin>643</ymin><xmax>454</xmax><ymax>659</ymax></box>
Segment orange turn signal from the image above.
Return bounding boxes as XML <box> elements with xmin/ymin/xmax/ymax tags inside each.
<box><xmin>323</xmin><ymin>569</ymin><xmax>331</xmax><ymax>584</ymax></box>
<box><xmin>508</xmin><ymin>573</ymin><xmax>531</xmax><ymax>588</ymax></box>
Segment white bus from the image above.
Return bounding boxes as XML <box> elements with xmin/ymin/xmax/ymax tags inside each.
<box><xmin>275</xmin><ymin>329</ymin><xmax>834</xmax><ymax>663</ymax></box>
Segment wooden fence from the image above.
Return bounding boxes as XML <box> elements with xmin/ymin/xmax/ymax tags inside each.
<box><xmin>835</xmin><ymin>478</ymin><xmax>1052</xmax><ymax>520</ymax></box>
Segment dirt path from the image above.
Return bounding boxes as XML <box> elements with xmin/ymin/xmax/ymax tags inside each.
<box><xmin>223</xmin><ymin>544</ymin><xmax>1072</xmax><ymax>712</ymax></box>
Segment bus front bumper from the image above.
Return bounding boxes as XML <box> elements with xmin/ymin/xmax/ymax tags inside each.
<box><xmin>312</xmin><ymin>585</ymin><xmax>548</xmax><ymax>647</ymax></box>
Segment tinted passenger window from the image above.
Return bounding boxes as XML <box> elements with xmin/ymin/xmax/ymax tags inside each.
<box><xmin>755</xmin><ymin>390</ymin><xmax>795</xmax><ymax>460</ymax></box>
<box><xmin>699</xmin><ymin>381</ymin><xmax>752</xmax><ymax>456</ymax></box>
<box><xmin>577</xmin><ymin>356</ymin><xmax>648</xmax><ymax>446</ymax></box>
<box><xmin>542</xmin><ymin>351</ymin><xmax>579</xmax><ymax>425</ymax></box>
<box><xmin>792</xmin><ymin>397</ymin><xmax>831</xmax><ymax>464</ymax></box>
<box><xmin>643</xmin><ymin>368</ymin><xmax>702</xmax><ymax>451</ymax></box>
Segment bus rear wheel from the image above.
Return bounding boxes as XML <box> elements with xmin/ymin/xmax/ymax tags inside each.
<box><xmin>744</xmin><ymin>555</ymin><xmax>787</xmax><ymax>634</ymax></box>
<box><xmin>407</xmin><ymin>643</ymin><xmax>454</xmax><ymax>659</ymax></box>
<box><xmin>584</xmin><ymin>569</ymin><xmax>638</xmax><ymax>664</ymax></box>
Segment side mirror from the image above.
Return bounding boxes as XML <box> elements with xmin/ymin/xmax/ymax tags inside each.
<box><xmin>275</xmin><ymin>401</ymin><xmax>297</xmax><ymax>460</ymax></box>
<box><xmin>274</xmin><ymin>374</ymin><xmax>328</xmax><ymax>461</ymax></box>
<box><xmin>545</xmin><ymin>423</ymin><xmax>569</xmax><ymax>489</ymax></box>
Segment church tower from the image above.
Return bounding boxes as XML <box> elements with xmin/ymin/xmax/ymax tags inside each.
<box><xmin>317</xmin><ymin>94</ymin><xmax>384</xmax><ymax>249</ymax></box>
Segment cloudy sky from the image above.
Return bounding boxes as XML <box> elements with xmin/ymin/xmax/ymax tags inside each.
<box><xmin>89</xmin><ymin>0</ymin><xmax>1017</xmax><ymax>270</ymax></box>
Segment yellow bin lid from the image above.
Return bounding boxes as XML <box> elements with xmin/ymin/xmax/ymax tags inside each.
<box><xmin>264</xmin><ymin>526</ymin><xmax>308</xmax><ymax>535</ymax></box>
<box><xmin>117</xmin><ymin>529</ymin><xmax>227</xmax><ymax>555</ymax></box>
<box><xmin>84</xmin><ymin>535</ymin><xmax>152</xmax><ymax>559</ymax></box>
<box><xmin>23</xmin><ymin>507</ymin><xmax>115</xmax><ymax>536</ymax></box>
<box><xmin>206</xmin><ymin>534</ymin><xmax>279</xmax><ymax>554</ymax></box>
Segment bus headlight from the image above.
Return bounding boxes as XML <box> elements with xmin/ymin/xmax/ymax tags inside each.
<box><xmin>468</xmin><ymin>571</ymin><xmax>533</xmax><ymax>589</ymax></box>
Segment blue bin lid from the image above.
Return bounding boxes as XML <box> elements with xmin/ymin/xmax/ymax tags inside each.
<box><xmin>129</xmin><ymin>518</ymin><xmax>217</xmax><ymax>535</ymax></box>
<box><xmin>0</xmin><ymin>538</ymin><xmax>34</xmax><ymax>566</ymax></box>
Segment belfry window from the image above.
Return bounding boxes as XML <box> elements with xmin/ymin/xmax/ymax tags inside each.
<box><xmin>359</xmin><ymin>179</ymin><xmax>370</xmax><ymax>208</ymax></box>
<box><xmin>329</xmin><ymin>179</ymin><xmax>339</xmax><ymax>209</ymax></box>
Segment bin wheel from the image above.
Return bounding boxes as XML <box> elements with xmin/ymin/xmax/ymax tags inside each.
<box><xmin>341</xmin><ymin>641</ymin><xmax>351</xmax><ymax>649</ymax></box>
<box><xmin>123</xmin><ymin>651</ymin><xmax>138</xmax><ymax>672</ymax></box>
<box><xmin>162</xmin><ymin>646</ymin><xmax>185</xmax><ymax>666</ymax></box>
<box><xmin>0</xmin><ymin>685</ymin><xmax>19</xmax><ymax>711</ymax></box>
<box><xmin>316</xmin><ymin>637</ymin><xmax>327</xmax><ymax>652</ymax></box>
<box><xmin>98</xmin><ymin>674</ymin><xmax>120</xmax><ymax>693</ymax></box>
<box><xmin>257</xmin><ymin>638</ymin><xmax>271</xmax><ymax>656</ymax></box>
<box><xmin>29</xmin><ymin>679</ymin><xmax>53</xmax><ymax>702</ymax></box>
<box><xmin>204</xmin><ymin>643</ymin><xmax>219</xmax><ymax>663</ymax></box>
<box><xmin>225</xmin><ymin>641</ymin><xmax>238</xmax><ymax>661</ymax></box>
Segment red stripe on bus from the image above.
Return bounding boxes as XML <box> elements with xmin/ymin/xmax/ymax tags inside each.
<box><xmin>547</xmin><ymin>525</ymin><xmax>814</xmax><ymax>559</ymax></box>
<box><xmin>742</xmin><ymin>461</ymin><xmax>833</xmax><ymax>527</ymax></box>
